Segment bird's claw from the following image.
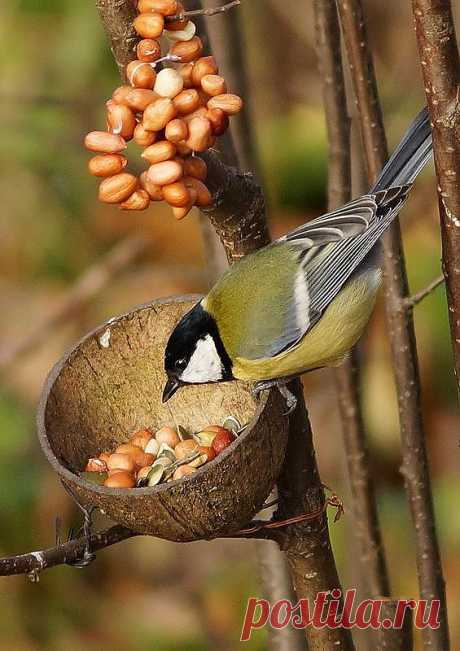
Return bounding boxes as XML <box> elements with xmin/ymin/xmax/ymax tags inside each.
<box><xmin>67</xmin><ymin>547</ymin><xmax>96</xmax><ymax>569</ymax></box>
<box><xmin>281</xmin><ymin>392</ymin><xmax>298</xmax><ymax>416</ymax></box>
<box><xmin>252</xmin><ymin>379</ymin><xmax>298</xmax><ymax>416</ymax></box>
<box><xmin>251</xmin><ymin>382</ymin><xmax>266</xmax><ymax>401</ymax></box>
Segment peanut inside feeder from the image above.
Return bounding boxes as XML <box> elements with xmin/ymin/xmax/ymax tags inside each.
<box><xmin>38</xmin><ymin>297</ymin><xmax>289</xmax><ymax>542</ymax></box>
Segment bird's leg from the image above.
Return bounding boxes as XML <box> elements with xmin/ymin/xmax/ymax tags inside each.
<box><xmin>278</xmin><ymin>383</ymin><xmax>298</xmax><ymax>415</ymax></box>
<box><xmin>252</xmin><ymin>376</ymin><xmax>299</xmax><ymax>415</ymax></box>
<box><xmin>61</xmin><ymin>482</ymin><xmax>97</xmax><ymax>568</ymax></box>
<box><xmin>252</xmin><ymin>379</ymin><xmax>281</xmax><ymax>398</ymax></box>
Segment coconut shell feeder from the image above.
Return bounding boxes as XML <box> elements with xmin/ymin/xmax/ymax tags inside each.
<box><xmin>37</xmin><ymin>296</ymin><xmax>289</xmax><ymax>543</ymax></box>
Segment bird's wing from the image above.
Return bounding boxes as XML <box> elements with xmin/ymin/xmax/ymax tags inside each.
<box><xmin>254</xmin><ymin>186</ymin><xmax>410</xmax><ymax>359</ymax></box>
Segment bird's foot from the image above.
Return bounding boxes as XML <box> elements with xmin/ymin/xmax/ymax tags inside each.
<box><xmin>278</xmin><ymin>384</ymin><xmax>298</xmax><ymax>416</ymax></box>
<box><xmin>252</xmin><ymin>377</ymin><xmax>299</xmax><ymax>416</ymax></box>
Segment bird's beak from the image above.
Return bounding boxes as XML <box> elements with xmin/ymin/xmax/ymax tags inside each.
<box><xmin>162</xmin><ymin>377</ymin><xmax>181</xmax><ymax>403</ymax></box>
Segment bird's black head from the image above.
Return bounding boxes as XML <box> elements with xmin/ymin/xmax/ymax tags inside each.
<box><xmin>162</xmin><ymin>301</ymin><xmax>233</xmax><ymax>403</ymax></box>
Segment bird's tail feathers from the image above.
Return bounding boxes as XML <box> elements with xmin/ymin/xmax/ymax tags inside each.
<box><xmin>372</xmin><ymin>107</ymin><xmax>432</xmax><ymax>193</ymax></box>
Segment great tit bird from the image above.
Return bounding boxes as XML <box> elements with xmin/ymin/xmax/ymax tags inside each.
<box><xmin>163</xmin><ymin>108</ymin><xmax>433</xmax><ymax>410</ymax></box>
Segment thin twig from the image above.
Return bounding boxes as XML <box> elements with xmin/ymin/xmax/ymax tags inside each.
<box><xmin>411</xmin><ymin>0</ymin><xmax>460</xmax><ymax>394</ymax></box>
<box><xmin>0</xmin><ymin>523</ymin><xmax>263</xmax><ymax>578</ymax></box>
<box><xmin>0</xmin><ymin>525</ymin><xmax>137</xmax><ymax>578</ymax></box>
<box><xmin>314</xmin><ymin>0</ymin><xmax>352</xmax><ymax>209</ymax></box>
<box><xmin>165</xmin><ymin>0</ymin><xmax>241</xmax><ymax>22</ymax></box>
<box><xmin>0</xmin><ymin>235</ymin><xmax>148</xmax><ymax>370</ymax></box>
<box><xmin>405</xmin><ymin>275</ymin><xmax>445</xmax><ymax>308</ymax></box>
<box><xmin>314</xmin><ymin>0</ymin><xmax>391</xmax><ymax>600</ymax></box>
<box><xmin>337</xmin><ymin>1</ymin><xmax>450</xmax><ymax>648</ymax></box>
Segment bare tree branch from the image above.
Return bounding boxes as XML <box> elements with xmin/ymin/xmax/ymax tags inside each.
<box><xmin>315</xmin><ymin>0</ymin><xmax>352</xmax><ymax>209</ymax></box>
<box><xmin>95</xmin><ymin>0</ymin><xmax>139</xmax><ymax>78</ymax></box>
<box><xmin>270</xmin><ymin>392</ymin><xmax>355</xmax><ymax>650</ymax></box>
<box><xmin>195</xmin><ymin>4</ymin><xmax>303</xmax><ymax>647</ymax></box>
<box><xmin>406</xmin><ymin>275</ymin><xmax>445</xmax><ymax>308</ymax></box>
<box><xmin>201</xmin><ymin>153</ymin><xmax>270</xmax><ymax>261</ymax></box>
<box><xmin>337</xmin><ymin>1</ymin><xmax>450</xmax><ymax>648</ymax></box>
<box><xmin>314</xmin><ymin>0</ymin><xmax>391</xmax><ymax>601</ymax></box>
<box><xmin>166</xmin><ymin>0</ymin><xmax>241</xmax><ymax>22</ymax></box>
<box><xmin>0</xmin><ymin>235</ymin><xmax>148</xmax><ymax>370</ymax></box>
<box><xmin>411</xmin><ymin>0</ymin><xmax>460</xmax><ymax>394</ymax></box>
<box><xmin>0</xmin><ymin>525</ymin><xmax>137</xmax><ymax>578</ymax></box>
<box><xmin>376</xmin><ymin>599</ymin><xmax>414</xmax><ymax>651</ymax></box>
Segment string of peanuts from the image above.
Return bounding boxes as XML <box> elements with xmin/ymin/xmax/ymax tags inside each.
<box><xmin>84</xmin><ymin>0</ymin><xmax>243</xmax><ymax>219</ymax></box>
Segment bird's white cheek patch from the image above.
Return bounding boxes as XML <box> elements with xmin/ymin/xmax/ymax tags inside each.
<box><xmin>180</xmin><ymin>335</ymin><xmax>224</xmax><ymax>383</ymax></box>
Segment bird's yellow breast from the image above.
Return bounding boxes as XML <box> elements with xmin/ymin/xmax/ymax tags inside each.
<box><xmin>231</xmin><ymin>268</ymin><xmax>382</xmax><ymax>382</ymax></box>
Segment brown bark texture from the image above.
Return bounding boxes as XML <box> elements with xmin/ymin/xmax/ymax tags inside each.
<box><xmin>411</xmin><ymin>0</ymin><xmax>460</xmax><ymax>394</ymax></box>
<box><xmin>0</xmin><ymin>525</ymin><xmax>136</xmax><ymax>577</ymax></box>
<box><xmin>376</xmin><ymin>599</ymin><xmax>414</xmax><ymax>651</ymax></box>
<box><xmin>337</xmin><ymin>0</ymin><xmax>450</xmax><ymax>648</ymax></box>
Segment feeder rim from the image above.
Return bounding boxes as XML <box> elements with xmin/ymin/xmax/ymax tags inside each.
<box><xmin>37</xmin><ymin>294</ymin><xmax>272</xmax><ymax>498</ymax></box>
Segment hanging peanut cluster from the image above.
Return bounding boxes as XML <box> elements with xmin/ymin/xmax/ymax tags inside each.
<box><xmin>84</xmin><ymin>0</ymin><xmax>243</xmax><ymax>219</ymax></box>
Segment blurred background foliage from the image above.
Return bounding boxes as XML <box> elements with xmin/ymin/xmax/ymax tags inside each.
<box><xmin>0</xmin><ymin>0</ymin><xmax>459</xmax><ymax>649</ymax></box>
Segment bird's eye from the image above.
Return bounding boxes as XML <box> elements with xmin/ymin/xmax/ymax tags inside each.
<box><xmin>175</xmin><ymin>358</ymin><xmax>187</xmax><ymax>372</ymax></box>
